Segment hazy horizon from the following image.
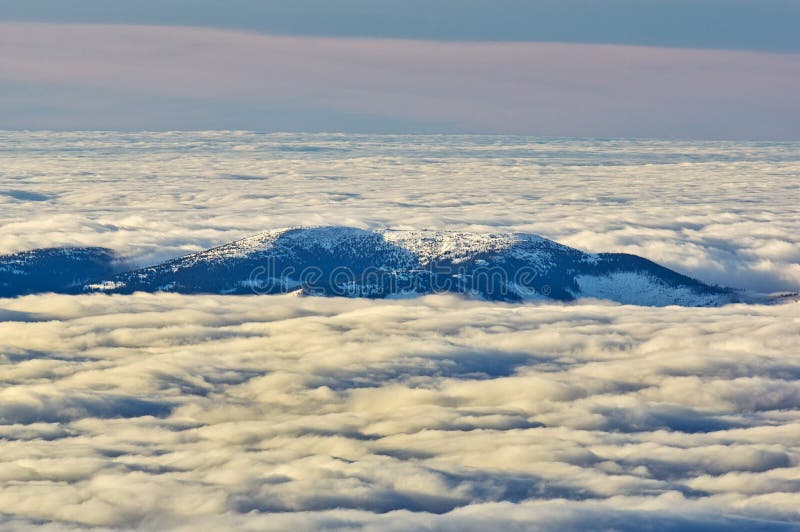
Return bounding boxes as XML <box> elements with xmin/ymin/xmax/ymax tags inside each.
<box><xmin>6</xmin><ymin>129</ymin><xmax>800</xmax><ymax>143</ymax></box>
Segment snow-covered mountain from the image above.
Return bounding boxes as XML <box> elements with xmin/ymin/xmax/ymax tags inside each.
<box><xmin>0</xmin><ymin>247</ymin><xmax>118</xmax><ymax>297</ymax></box>
<box><xmin>82</xmin><ymin>227</ymin><xmax>737</xmax><ymax>306</ymax></box>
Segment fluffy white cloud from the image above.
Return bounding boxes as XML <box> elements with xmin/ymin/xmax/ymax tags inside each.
<box><xmin>1</xmin><ymin>132</ymin><xmax>799</xmax><ymax>293</ymax></box>
<box><xmin>0</xmin><ymin>293</ymin><xmax>798</xmax><ymax>529</ymax></box>
<box><xmin>1</xmin><ymin>132</ymin><xmax>798</xmax><ymax>529</ymax></box>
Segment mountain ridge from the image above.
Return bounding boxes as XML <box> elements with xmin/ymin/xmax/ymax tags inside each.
<box><xmin>2</xmin><ymin>226</ymin><xmax>785</xmax><ymax>306</ymax></box>
<box><xmin>94</xmin><ymin>227</ymin><xmax>735</xmax><ymax>306</ymax></box>
<box><xmin>0</xmin><ymin>247</ymin><xmax>119</xmax><ymax>298</ymax></box>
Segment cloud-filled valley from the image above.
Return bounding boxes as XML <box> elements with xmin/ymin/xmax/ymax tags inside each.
<box><xmin>1</xmin><ymin>131</ymin><xmax>799</xmax><ymax>529</ymax></box>
<box><xmin>0</xmin><ymin>293</ymin><xmax>798</xmax><ymax>529</ymax></box>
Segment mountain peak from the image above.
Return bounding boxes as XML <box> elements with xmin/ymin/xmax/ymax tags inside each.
<box><xmin>0</xmin><ymin>227</ymin><xmax>754</xmax><ymax>306</ymax></box>
<box><xmin>75</xmin><ymin>226</ymin><xmax>736</xmax><ymax>306</ymax></box>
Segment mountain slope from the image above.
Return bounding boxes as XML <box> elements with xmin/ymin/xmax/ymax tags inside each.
<box><xmin>87</xmin><ymin>227</ymin><xmax>736</xmax><ymax>306</ymax></box>
<box><xmin>0</xmin><ymin>247</ymin><xmax>118</xmax><ymax>297</ymax></box>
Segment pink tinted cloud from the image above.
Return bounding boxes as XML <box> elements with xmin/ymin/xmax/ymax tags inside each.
<box><xmin>1</xmin><ymin>22</ymin><xmax>799</xmax><ymax>137</ymax></box>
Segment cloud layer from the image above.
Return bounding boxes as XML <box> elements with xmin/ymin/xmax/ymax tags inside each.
<box><xmin>2</xmin><ymin>129</ymin><xmax>798</xmax><ymax>526</ymax></box>
<box><xmin>0</xmin><ymin>293</ymin><xmax>798</xmax><ymax>529</ymax></box>
<box><xmin>1</xmin><ymin>23</ymin><xmax>800</xmax><ymax>136</ymax></box>
<box><xmin>2</xmin><ymin>132</ymin><xmax>798</xmax><ymax>293</ymax></box>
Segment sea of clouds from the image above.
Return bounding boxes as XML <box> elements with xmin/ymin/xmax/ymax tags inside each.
<box><xmin>1</xmin><ymin>132</ymin><xmax>799</xmax><ymax>529</ymax></box>
<box><xmin>0</xmin><ymin>294</ymin><xmax>798</xmax><ymax>529</ymax></box>
<box><xmin>1</xmin><ymin>131</ymin><xmax>799</xmax><ymax>293</ymax></box>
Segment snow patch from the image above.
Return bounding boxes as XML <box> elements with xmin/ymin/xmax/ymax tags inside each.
<box><xmin>573</xmin><ymin>272</ymin><xmax>731</xmax><ymax>307</ymax></box>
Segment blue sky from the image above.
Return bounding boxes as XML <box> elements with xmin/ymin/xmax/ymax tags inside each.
<box><xmin>3</xmin><ymin>0</ymin><xmax>799</xmax><ymax>51</ymax></box>
<box><xmin>1</xmin><ymin>1</ymin><xmax>799</xmax><ymax>138</ymax></box>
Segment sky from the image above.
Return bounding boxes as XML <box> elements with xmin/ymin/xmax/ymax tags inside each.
<box><xmin>1</xmin><ymin>1</ymin><xmax>800</xmax><ymax>138</ymax></box>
